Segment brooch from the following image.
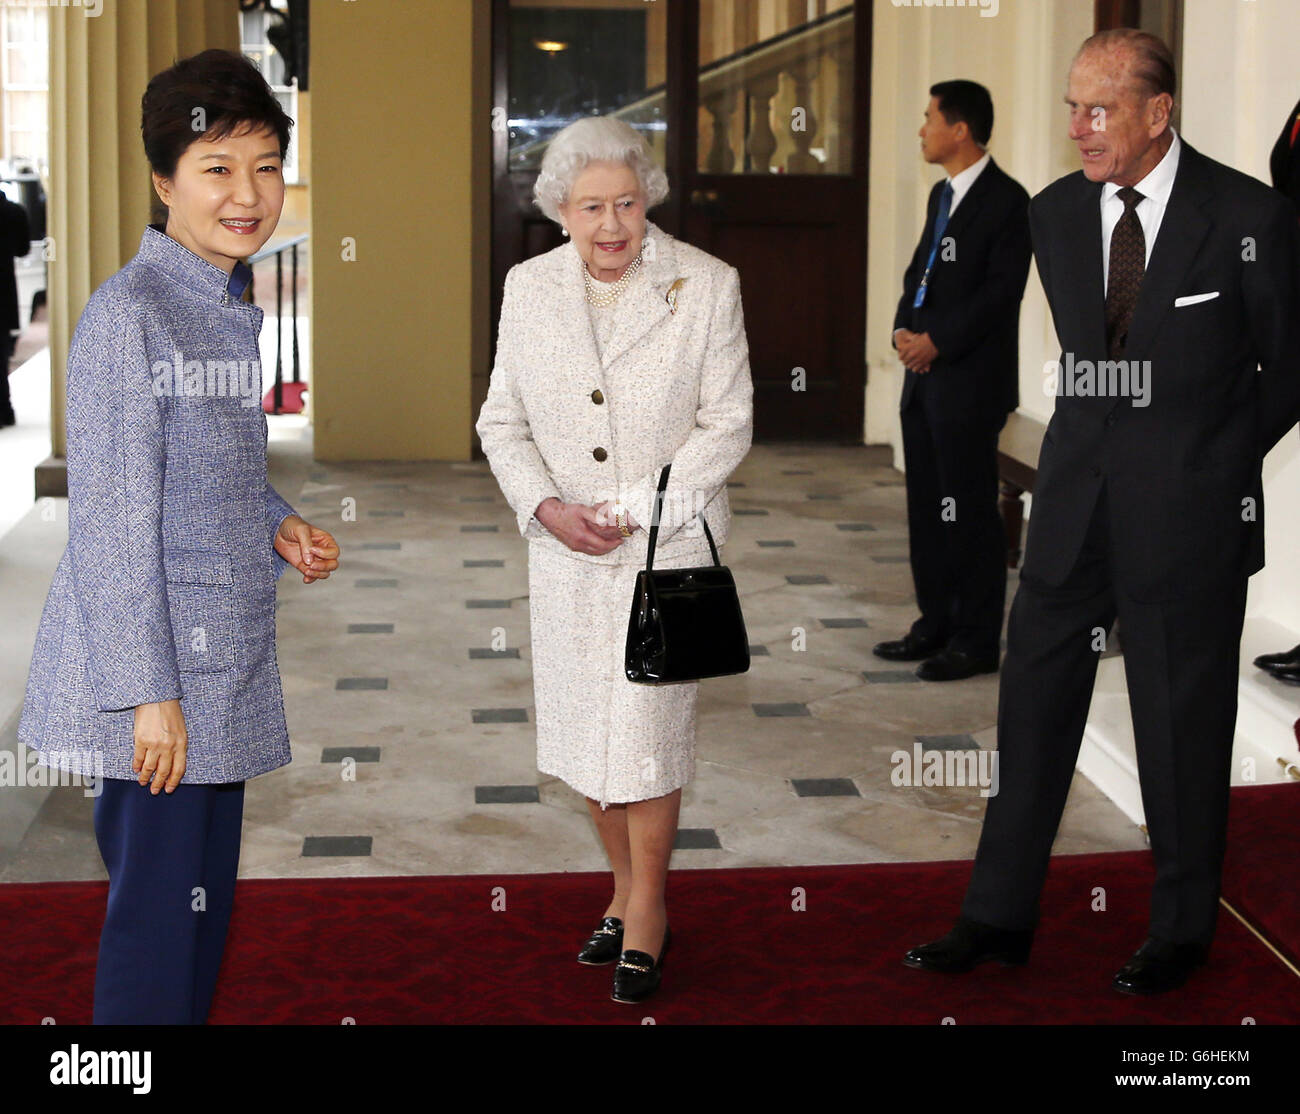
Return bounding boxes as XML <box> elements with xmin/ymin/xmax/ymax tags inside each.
<box><xmin>666</xmin><ymin>277</ymin><xmax>686</xmax><ymax>314</ymax></box>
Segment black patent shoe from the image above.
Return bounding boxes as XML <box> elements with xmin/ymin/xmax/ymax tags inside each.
<box><xmin>903</xmin><ymin>917</ymin><xmax>1033</xmax><ymax>973</ymax></box>
<box><xmin>577</xmin><ymin>916</ymin><xmax>624</xmax><ymax>965</ymax></box>
<box><xmin>611</xmin><ymin>926</ymin><xmax>671</xmax><ymax>1003</ymax></box>
<box><xmin>1112</xmin><ymin>937</ymin><xmax>1206</xmax><ymax>996</ymax></box>
<box><xmin>1253</xmin><ymin>643</ymin><xmax>1300</xmax><ymax>672</ymax></box>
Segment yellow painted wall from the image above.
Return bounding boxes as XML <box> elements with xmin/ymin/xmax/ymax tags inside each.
<box><xmin>310</xmin><ymin>0</ymin><xmax>487</xmax><ymax>461</ymax></box>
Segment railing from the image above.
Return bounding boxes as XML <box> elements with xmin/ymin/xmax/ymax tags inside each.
<box><xmin>508</xmin><ymin>7</ymin><xmax>854</xmax><ymax>176</ymax></box>
<box><xmin>247</xmin><ymin>233</ymin><xmax>308</xmax><ymax>414</ymax></box>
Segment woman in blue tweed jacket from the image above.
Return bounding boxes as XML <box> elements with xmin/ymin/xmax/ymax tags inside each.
<box><xmin>17</xmin><ymin>50</ymin><xmax>340</xmax><ymax>1024</ymax></box>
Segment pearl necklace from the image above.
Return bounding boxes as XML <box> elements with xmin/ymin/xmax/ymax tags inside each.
<box><xmin>583</xmin><ymin>248</ymin><xmax>644</xmax><ymax>307</ymax></box>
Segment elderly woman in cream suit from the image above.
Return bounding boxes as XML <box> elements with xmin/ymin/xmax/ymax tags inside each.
<box><xmin>476</xmin><ymin>116</ymin><xmax>752</xmax><ymax>1004</ymax></box>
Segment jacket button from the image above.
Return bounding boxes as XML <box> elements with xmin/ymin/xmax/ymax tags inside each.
<box><xmin>593</xmin><ymin>447</ymin><xmax>608</xmax><ymax>462</ymax></box>
<box><xmin>591</xmin><ymin>389</ymin><xmax>604</xmax><ymax>404</ymax></box>
<box><xmin>1091</xmin><ymin>465</ymin><xmax>1102</xmax><ymax>478</ymax></box>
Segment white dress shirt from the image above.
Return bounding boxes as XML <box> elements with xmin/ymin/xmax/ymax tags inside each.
<box><xmin>893</xmin><ymin>149</ymin><xmax>991</xmax><ymax>349</ymax></box>
<box><xmin>947</xmin><ymin>149</ymin><xmax>991</xmax><ymax>216</ymax></box>
<box><xmin>1100</xmin><ymin>128</ymin><xmax>1181</xmax><ymax>294</ymax></box>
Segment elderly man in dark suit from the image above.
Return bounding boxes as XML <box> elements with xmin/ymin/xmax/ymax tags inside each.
<box><xmin>905</xmin><ymin>29</ymin><xmax>1300</xmax><ymax>994</ymax></box>
<box><xmin>874</xmin><ymin>80</ymin><xmax>1031</xmax><ymax>682</ymax></box>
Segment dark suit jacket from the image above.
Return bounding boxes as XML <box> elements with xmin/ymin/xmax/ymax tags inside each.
<box><xmin>0</xmin><ymin>196</ymin><xmax>29</xmax><ymax>333</ymax></box>
<box><xmin>1022</xmin><ymin>138</ymin><xmax>1300</xmax><ymax>602</ymax></box>
<box><xmin>1268</xmin><ymin>96</ymin><xmax>1300</xmax><ymax>213</ymax></box>
<box><xmin>893</xmin><ymin>156</ymin><xmax>1031</xmax><ymax>420</ymax></box>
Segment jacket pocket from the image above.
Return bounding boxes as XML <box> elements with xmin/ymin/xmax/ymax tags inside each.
<box><xmin>165</xmin><ymin>549</ymin><xmax>236</xmax><ymax>672</ymax></box>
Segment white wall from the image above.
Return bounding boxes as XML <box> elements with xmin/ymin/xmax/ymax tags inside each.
<box><xmin>1180</xmin><ymin>0</ymin><xmax>1300</xmax><ymax>633</ymax></box>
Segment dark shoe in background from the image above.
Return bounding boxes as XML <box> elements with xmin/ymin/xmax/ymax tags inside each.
<box><xmin>873</xmin><ymin>632</ymin><xmax>946</xmax><ymax>662</ymax></box>
<box><xmin>903</xmin><ymin>917</ymin><xmax>1033</xmax><ymax>973</ymax></box>
<box><xmin>1112</xmin><ymin>937</ymin><xmax>1207</xmax><ymax>995</ymax></box>
<box><xmin>915</xmin><ymin>647</ymin><xmax>999</xmax><ymax>682</ymax></box>
<box><xmin>1253</xmin><ymin>643</ymin><xmax>1300</xmax><ymax>673</ymax></box>
<box><xmin>1266</xmin><ymin>662</ymin><xmax>1300</xmax><ymax>686</ymax></box>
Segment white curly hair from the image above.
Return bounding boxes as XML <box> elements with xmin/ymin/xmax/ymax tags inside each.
<box><xmin>532</xmin><ymin>116</ymin><xmax>669</xmax><ymax>224</ymax></box>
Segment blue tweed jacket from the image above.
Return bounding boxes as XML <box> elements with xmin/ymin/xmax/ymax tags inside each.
<box><xmin>18</xmin><ymin>226</ymin><xmax>297</xmax><ymax>783</ymax></box>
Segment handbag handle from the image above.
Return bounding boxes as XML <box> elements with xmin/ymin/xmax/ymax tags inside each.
<box><xmin>644</xmin><ymin>462</ymin><xmax>721</xmax><ymax>572</ymax></box>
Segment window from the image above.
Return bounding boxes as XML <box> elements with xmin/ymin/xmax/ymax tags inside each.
<box><xmin>1</xmin><ymin>2</ymin><xmax>49</xmax><ymax>171</ymax></box>
<box><xmin>241</xmin><ymin>2</ymin><xmax>300</xmax><ymax>185</ymax></box>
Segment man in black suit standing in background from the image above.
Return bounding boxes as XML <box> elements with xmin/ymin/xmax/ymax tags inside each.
<box><xmin>905</xmin><ymin>29</ymin><xmax>1300</xmax><ymax>994</ymax></box>
<box><xmin>0</xmin><ymin>191</ymin><xmax>29</xmax><ymax>428</ymax></box>
<box><xmin>874</xmin><ymin>80</ymin><xmax>1031</xmax><ymax>682</ymax></box>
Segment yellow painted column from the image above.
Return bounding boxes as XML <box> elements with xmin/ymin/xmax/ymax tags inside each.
<box><xmin>310</xmin><ymin>0</ymin><xmax>489</xmax><ymax>461</ymax></box>
<box><xmin>40</xmin><ymin>0</ymin><xmax>238</xmax><ymax>492</ymax></box>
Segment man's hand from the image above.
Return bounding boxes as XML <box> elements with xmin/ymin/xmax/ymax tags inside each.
<box><xmin>535</xmin><ymin>498</ymin><xmax>625</xmax><ymax>555</ymax></box>
<box><xmin>897</xmin><ymin>331</ymin><xmax>939</xmax><ymax>374</ymax></box>
<box><xmin>274</xmin><ymin>515</ymin><xmax>342</xmax><ymax>583</ymax></box>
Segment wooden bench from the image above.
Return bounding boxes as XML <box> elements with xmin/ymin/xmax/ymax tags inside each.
<box><xmin>997</xmin><ymin>410</ymin><xmax>1047</xmax><ymax>569</ymax></box>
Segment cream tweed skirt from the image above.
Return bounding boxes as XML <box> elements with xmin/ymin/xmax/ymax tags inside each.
<box><xmin>527</xmin><ymin>539</ymin><xmax>713</xmax><ymax>807</ymax></box>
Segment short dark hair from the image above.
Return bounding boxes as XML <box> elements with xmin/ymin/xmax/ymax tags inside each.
<box><xmin>1077</xmin><ymin>28</ymin><xmax>1177</xmax><ymax>100</ymax></box>
<box><xmin>929</xmin><ymin>80</ymin><xmax>994</xmax><ymax>147</ymax></box>
<box><xmin>141</xmin><ymin>49</ymin><xmax>293</xmax><ymax>178</ymax></box>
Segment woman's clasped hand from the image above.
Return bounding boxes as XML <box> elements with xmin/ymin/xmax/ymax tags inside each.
<box><xmin>535</xmin><ymin>497</ymin><xmax>639</xmax><ymax>556</ymax></box>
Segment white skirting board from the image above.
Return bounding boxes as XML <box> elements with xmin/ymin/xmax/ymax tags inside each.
<box><xmin>1076</xmin><ymin>616</ymin><xmax>1300</xmax><ymax>829</ymax></box>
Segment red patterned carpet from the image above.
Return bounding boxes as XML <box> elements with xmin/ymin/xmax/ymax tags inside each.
<box><xmin>4</xmin><ymin>789</ymin><xmax>1298</xmax><ymax>1024</ymax></box>
<box><xmin>1220</xmin><ymin>782</ymin><xmax>1300</xmax><ymax>969</ymax></box>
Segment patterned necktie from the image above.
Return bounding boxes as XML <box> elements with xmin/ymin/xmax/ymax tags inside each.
<box><xmin>1105</xmin><ymin>186</ymin><xmax>1145</xmax><ymax>359</ymax></box>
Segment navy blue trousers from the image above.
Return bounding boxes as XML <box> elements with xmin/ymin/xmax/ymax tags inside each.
<box><xmin>92</xmin><ymin>777</ymin><xmax>245</xmax><ymax>1025</ymax></box>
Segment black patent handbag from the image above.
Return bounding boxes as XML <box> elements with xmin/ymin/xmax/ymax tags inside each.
<box><xmin>624</xmin><ymin>463</ymin><xmax>751</xmax><ymax>684</ymax></box>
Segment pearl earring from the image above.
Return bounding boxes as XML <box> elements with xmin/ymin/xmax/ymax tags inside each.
<box><xmin>562</xmin><ymin>226</ymin><xmax>570</xmax><ymax>238</ymax></box>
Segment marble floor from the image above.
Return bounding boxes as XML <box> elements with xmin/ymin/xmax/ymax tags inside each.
<box><xmin>0</xmin><ymin>428</ymin><xmax>1147</xmax><ymax>883</ymax></box>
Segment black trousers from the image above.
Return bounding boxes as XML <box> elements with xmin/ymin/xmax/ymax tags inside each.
<box><xmin>899</xmin><ymin>381</ymin><xmax>1007</xmax><ymax>658</ymax></box>
<box><xmin>961</xmin><ymin>484</ymin><xmax>1248</xmax><ymax>947</ymax></box>
<box><xmin>0</xmin><ymin>332</ymin><xmax>14</xmax><ymax>417</ymax></box>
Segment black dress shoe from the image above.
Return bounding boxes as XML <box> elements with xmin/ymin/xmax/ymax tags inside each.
<box><xmin>1253</xmin><ymin>643</ymin><xmax>1300</xmax><ymax>672</ymax></box>
<box><xmin>915</xmin><ymin>647</ymin><xmax>999</xmax><ymax>682</ymax></box>
<box><xmin>903</xmin><ymin>917</ymin><xmax>1033</xmax><ymax>973</ymax></box>
<box><xmin>577</xmin><ymin>916</ymin><xmax>623</xmax><ymax>965</ymax></box>
<box><xmin>873</xmin><ymin>632</ymin><xmax>946</xmax><ymax>662</ymax></box>
<box><xmin>1266</xmin><ymin>662</ymin><xmax>1300</xmax><ymax>686</ymax></box>
<box><xmin>1112</xmin><ymin>937</ymin><xmax>1207</xmax><ymax>995</ymax></box>
<box><xmin>611</xmin><ymin>926</ymin><xmax>671</xmax><ymax>1003</ymax></box>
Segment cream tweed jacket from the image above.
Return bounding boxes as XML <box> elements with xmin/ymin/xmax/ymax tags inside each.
<box><xmin>476</xmin><ymin>220</ymin><xmax>753</xmax><ymax>564</ymax></box>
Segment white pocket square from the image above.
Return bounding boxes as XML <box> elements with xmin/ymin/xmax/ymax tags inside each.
<box><xmin>1174</xmin><ymin>291</ymin><xmax>1219</xmax><ymax>307</ymax></box>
